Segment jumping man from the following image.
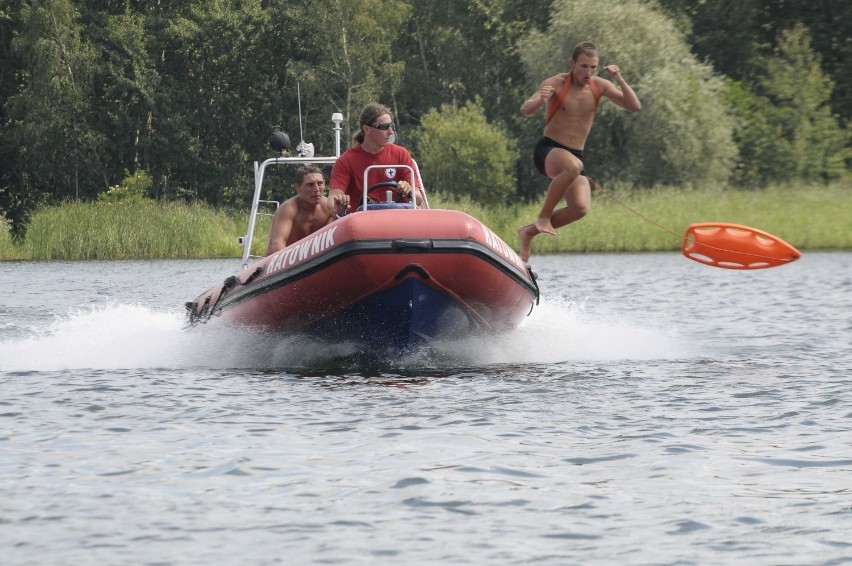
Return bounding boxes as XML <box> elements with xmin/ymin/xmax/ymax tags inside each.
<box><xmin>518</xmin><ymin>42</ymin><xmax>641</xmax><ymax>263</ymax></box>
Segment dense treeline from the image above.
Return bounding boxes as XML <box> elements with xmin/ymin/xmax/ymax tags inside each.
<box><xmin>1</xmin><ymin>0</ymin><xmax>849</xmax><ymax>235</ymax></box>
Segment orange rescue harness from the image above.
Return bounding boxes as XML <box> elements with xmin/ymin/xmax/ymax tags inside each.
<box><xmin>545</xmin><ymin>72</ymin><xmax>601</xmax><ymax>124</ymax></box>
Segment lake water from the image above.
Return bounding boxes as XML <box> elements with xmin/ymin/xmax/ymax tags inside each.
<box><xmin>2</xmin><ymin>252</ymin><xmax>850</xmax><ymax>565</ymax></box>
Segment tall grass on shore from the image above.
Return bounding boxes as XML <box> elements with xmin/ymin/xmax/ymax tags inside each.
<box><xmin>21</xmin><ymin>200</ymin><xmax>248</xmax><ymax>260</ymax></box>
<box><xmin>0</xmin><ymin>218</ymin><xmax>26</xmax><ymax>260</ymax></box>
<box><xmin>2</xmin><ymin>182</ymin><xmax>849</xmax><ymax>261</ymax></box>
<box><xmin>431</xmin><ymin>181</ymin><xmax>851</xmax><ymax>255</ymax></box>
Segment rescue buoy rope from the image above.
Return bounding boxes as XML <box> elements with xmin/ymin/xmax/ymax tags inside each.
<box><xmin>587</xmin><ymin>176</ymin><xmax>795</xmax><ymax>263</ymax></box>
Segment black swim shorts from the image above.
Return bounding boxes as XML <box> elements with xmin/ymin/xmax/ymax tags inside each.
<box><xmin>533</xmin><ymin>137</ymin><xmax>587</xmax><ymax>178</ymax></box>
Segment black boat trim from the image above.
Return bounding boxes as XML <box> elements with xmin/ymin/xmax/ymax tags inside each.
<box><xmin>213</xmin><ymin>237</ymin><xmax>538</xmax><ymax>316</ymax></box>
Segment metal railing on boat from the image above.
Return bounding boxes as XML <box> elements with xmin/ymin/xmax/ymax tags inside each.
<box><xmin>360</xmin><ymin>164</ymin><xmax>428</xmax><ymax>211</ymax></box>
<box><xmin>239</xmin><ymin>113</ymin><xmax>345</xmax><ymax>269</ymax></box>
<box><xmin>239</xmin><ymin>114</ymin><xmax>428</xmax><ymax>269</ymax></box>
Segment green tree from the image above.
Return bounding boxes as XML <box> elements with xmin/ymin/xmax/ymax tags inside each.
<box><xmin>7</xmin><ymin>0</ymin><xmax>104</xmax><ymax>205</ymax></box>
<box><xmin>278</xmin><ymin>0</ymin><xmax>411</xmax><ymax>146</ymax></box>
<box><xmin>729</xmin><ymin>25</ymin><xmax>848</xmax><ymax>185</ymax></box>
<box><xmin>395</xmin><ymin>0</ymin><xmax>549</xmax><ymax>121</ymax></box>
<box><xmin>762</xmin><ymin>25</ymin><xmax>848</xmax><ymax>180</ymax></box>
<box><xmin>0</xmin><ymin>0</ymin><xmax>29</xmax><ymax>232</ymax></box>
<box><xmin>658</xmin><ymin>0</ymin><xmax>852</xmax><ymax>124</ymax></box>
<box><xmin>414</xmin><ymin>99</ymin><xmax>517</xmax><ymax>205</ymax></box>
<box><xmin>518</xmin><ymin>0</ymin><xmax>738</xmax><ymax>187</ymax></box>
<box><xmin>86</xmin><ymin>9</ymin><xmax>160</xmax><ymax>186</ymax></box>
<box><xmin>149</xmin><ymin>0</ymin><xmax>275</xmax><ymax>203</ymax></box>
<box><xmin>723</xmin><ymin>80</ymin><xmax>789</xmax><ymax>186</ymax></box>
<box><xmin>393</xmin><ymin>0</ymin><xmax>551</xmax><ymax>199</ymax></box>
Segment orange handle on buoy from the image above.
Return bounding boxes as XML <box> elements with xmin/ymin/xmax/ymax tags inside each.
<box><xmin>682</xmin><ymin>223</ymin><xmax>801</xmax><ymax>270</ymax></box>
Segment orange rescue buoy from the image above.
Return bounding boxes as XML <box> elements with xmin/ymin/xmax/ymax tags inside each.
<box><xmin>682</xmin><ymin>223</ymin><xmax>801</xmax><ymax>270</ymax></box>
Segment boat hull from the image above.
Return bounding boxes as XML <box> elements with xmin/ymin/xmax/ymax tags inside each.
<box><xmin>186</xmin><ymin>209</ymin><xmax>538</xmax><ymax>355</ymax></box>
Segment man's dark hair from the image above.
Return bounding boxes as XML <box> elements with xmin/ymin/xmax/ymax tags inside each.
<box><xmin>295</xmin><ymin>164</ymin><xmax>324</xmax><ymax>184</ymax></box>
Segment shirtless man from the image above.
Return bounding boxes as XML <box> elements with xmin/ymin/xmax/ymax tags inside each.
<box><xmin>265</xmin><ymin>165</ymin><xmax>349</xmax><ymax>255</ymax></box>
<box><xmin>518</xmin><ymin>42</ymin><xmax>641</xmax><ymax>263</ymax></box>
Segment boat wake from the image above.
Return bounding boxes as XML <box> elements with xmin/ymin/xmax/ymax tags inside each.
<box><xmin>0</xmin><ymin>297</ymin><xmax>697</xmax><ymax>372</ymax></box>
<box><xmin>430</xmin><ymin>295</ymin><xmax>697</xmax><ymax>366</ymax></box>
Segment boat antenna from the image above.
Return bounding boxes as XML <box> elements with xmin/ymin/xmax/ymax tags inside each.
<box><xmin>295</xmin><ymin>81</ymin><xmax>314</xmax><ymax>157</ymax></box>
<box><xmin>297</xmin><ymin>80</ymin><xmax>304</xmax><ymax>149</ymax></box>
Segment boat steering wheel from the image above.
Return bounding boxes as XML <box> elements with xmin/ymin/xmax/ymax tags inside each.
<box><xmin>366</xmin><ymin>181</ymin><xmax>400</xmax><ymax>203</ymax></box>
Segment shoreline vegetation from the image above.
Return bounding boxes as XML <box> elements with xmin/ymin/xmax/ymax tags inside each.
<box><xmin>2</xmin><ymin>182</ymin><xmax>849</xmax><ymax>262</ymax></box>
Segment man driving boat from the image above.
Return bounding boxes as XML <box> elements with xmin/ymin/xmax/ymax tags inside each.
<box><xmin>329</xmin><ymin>102</ymin><xmax>426</xmax><ymax>213</ymax></box>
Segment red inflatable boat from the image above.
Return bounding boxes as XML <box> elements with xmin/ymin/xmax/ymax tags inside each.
<box><xmin>185</xmin><ymin>116</ymin><xmax>538</xmax><ymax>357</ymax></box>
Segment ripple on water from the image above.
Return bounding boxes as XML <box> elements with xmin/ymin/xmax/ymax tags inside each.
<box><xmin>2</xmin><ymin>254</ymin><xmax>852</xmax><ymax>564</ymax></box>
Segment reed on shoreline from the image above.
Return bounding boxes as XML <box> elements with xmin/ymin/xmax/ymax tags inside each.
<box><xmin>15</xmin><ymin>200</ymin><xmax>248</xmax><ymax>260</ymax></box>
<box><xmin>2</xmin><ymin>182</ymin><xmax>849</xmax><ymax>261</ymax></box>
<box><xmin>434</xmin><ymin>182</ymin><xmax>851</xmax><ymax>254</ymax></box>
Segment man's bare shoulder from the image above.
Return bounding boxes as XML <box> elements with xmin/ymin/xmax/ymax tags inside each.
<box><xmin>274</xmin><ymin>196</ymin><xmax>299</xmax><ymax>218</ymax></box>
<box><xmin>543</xmin><ymin>73</ymin><xmax>570</xmax><ymax>88</ymax></box>
<box><xmin>592</xmin><ymin>75</ymin><xmax>613</xmax><ymax>92</ymax></box>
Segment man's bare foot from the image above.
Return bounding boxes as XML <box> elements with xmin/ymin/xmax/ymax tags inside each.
<box><xmin>533</xmin><ymin>217</ymin><xmax>556</xmax><ymax>236</ymax></box>
<box><xmin>517</xmin><ymin>224</ymin><xmax>540</xmax><ymax>263</ymax></box>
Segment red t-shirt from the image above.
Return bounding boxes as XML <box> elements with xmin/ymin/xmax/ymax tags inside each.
<box><xmin>330</xmin><ymin>143</ymin><xmax>415</xmax><ymax>212</ymax></box>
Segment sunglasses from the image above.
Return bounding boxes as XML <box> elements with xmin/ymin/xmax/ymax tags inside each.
<box><xmin>369</xmin><ymin>122</ymin><xmax>395</xmax><ymax>131</ymax></box>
